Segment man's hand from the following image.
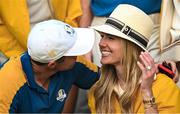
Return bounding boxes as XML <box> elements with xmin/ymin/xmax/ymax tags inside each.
<box><xmin>156</xmin><ymin>61</ymin><xmax>179</xmax><ymax>83</ymax></box>
<box><xmin>166</xmin><ymin>61</ymin><xmax>179</xmax><ymax>83</ymax></box>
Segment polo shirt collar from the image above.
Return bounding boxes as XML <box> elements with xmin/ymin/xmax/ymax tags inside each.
<box><xmin>21</xmin><ymin>52</ymin><xmax>47</xmax><ymax>93</ymax></box>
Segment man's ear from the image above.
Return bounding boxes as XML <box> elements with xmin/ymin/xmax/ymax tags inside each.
<box><xmin>47</xmin><ymin>61</ymin><xmax>56</xmax><ymax>69</ymax></box>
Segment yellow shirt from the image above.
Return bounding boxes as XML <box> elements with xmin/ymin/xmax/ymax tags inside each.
<box><xmin>88</xmin><ymin>73</ymin><xmax>180</xmax><ymax>113</ymax></box>
<box><xmin>0</xmin><ymin>0</ymin><xmax>82</xmax><ymax>57</ymax></box>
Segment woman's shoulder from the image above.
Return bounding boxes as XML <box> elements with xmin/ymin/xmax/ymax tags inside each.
<box><xmin>152</xmin><ymin>73</ymin><xmax>180</xmax><ymax>99</ymax></box>
<box><xmin>153</xmin><ymin>73</ymin><xmax>179</xmax><ymax>90</ymax></box>
<box><xmin>152</xmin><ymin>74</ymin><xmax>180</xmax><ymax>113</ymax></box>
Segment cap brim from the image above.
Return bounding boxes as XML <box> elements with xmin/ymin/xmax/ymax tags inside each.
<box><xmin>91</xmin><ymin>24</ymin><xmax>147</xmax><ymax>51</ymax></box>
<box><xmin>64</xmin><ymin>28</ymin><xmax>95</xmax><ymax>56</ymax></box>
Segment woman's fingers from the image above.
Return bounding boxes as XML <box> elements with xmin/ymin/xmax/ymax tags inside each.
<box><xmin>139</xmin><ymin>52</ymin><xmax>149</xmax><ymax>68</ymax></box>
<box><xmin>137</xmin><ymin>61</ymin><xmax>145</xmax><ymax>71</ymax></box>
<box><xmin>138</xmin><ymin>51</ymin><xmax>157</xmax><ymax>78</ymax></box>
<box><xmin>139</xmin><ymin>52</ymin><xmax>154</xmax><ymax>70</ymax></box>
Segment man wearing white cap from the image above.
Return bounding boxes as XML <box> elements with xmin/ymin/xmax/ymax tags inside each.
<box><xmin>0</xmin><ymin>20</ymin><xmax>100</xmax><ymax>113</ymax></box>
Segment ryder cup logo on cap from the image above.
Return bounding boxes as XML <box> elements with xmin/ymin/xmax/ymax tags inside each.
<box><xmin>64</xmin><ymin>24</ymin><xmax>75</xmax><ymax>36</ymax></box>
<box><xmin>27</xmin><ymin>20</ymin><xmax>95</xmax><ymax>63</ymax></box>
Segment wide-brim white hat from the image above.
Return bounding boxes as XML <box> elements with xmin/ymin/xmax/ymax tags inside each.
<box><xmin>28</xmin><ymin>20</ymin><xmax>95</xmax><ymax>63</ymax></box>
<box><xmin>91</xmin><ymin>4</ymin><xmax>154</xmax><ymax>50</ymax></box>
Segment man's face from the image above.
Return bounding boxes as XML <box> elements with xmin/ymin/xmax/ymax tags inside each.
<box><xmin>31</xmin><ymin>56</ymin><xmax>77</xmax><ymax>74</ymax></box>
<box><xmin>55</xmin><ymin>56</ymin><xmax>77</xmax><ymax>71</ymax></box>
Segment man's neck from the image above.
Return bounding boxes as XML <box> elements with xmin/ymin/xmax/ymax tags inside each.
<box><xmin>35</xmin><ymin>73</ymin><xmax>50</xmax><ymax>91</ymax></box>
<box><xmin>31</xmin><ymin>62</ymin><xmax>56</xmax><ymax>91</ymax></box>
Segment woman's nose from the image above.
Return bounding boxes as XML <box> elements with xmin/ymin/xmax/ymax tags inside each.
<box><xmin>99</xmin><ymin>37</ymin><xmax>107</xmax><ymax>47</ymax></box>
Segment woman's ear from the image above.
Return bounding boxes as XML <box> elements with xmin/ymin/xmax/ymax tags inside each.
<box><xmin>47</xmin><ymin>61</ymin><xmax>56</xmax><ymax>69</ymax></box>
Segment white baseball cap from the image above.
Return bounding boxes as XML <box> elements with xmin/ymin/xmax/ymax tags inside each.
<box><xmin>27</xmin><ymin>20</ymin><xmax>95</xmax><ymax>63</ymax></box>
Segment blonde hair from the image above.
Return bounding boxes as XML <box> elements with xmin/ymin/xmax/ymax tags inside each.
<box><xmin>91</xmin><ymin>39</ymin><xmax>142</xmax><ymax>113</ymax></box>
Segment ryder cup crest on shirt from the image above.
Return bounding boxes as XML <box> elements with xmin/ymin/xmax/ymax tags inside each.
<box><xmin>27</xmin><ymin>20</ymin><xmax>95</xmax><ymax>63</ymax></box>
<box><xmin>56</xmin><ymin>89</ymin><xmax>67</xmax><ymax>102</ymax></box>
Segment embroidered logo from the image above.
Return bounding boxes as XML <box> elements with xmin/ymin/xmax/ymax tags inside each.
<box><xmin>64</xmin><ymin>24</ymin><xmax>75</xmax><ymax>36</ymax></box>
<box><xmin>56</xmin><ymin>89</ymin><xmax>67</xmax><ymax>102</ymax></box>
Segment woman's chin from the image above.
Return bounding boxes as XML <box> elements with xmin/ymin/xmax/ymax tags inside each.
<box><xmin>100</xmin><ymin>59</ymin><xmax>110</xmax><ymax>65</ymax></box>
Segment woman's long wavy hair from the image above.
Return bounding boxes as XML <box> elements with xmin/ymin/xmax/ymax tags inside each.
<box><xmin>91</xmin><ymin>39</ymin><xmax>142</xmax><ymax>113</ymax></box>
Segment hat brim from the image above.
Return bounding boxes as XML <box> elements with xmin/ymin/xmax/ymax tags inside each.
<box><xmin>64</xmin><ymin>28</ymin><xmax>95</xmax><ymax>56</ymax></box>
<box><xmin>91</xmin><ymin>24</ymin><xmax>147</xmax><ymax>51</ymax></box>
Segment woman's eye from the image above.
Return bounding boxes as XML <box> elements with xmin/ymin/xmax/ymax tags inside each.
<box><xmin>107</xmin><ymin>35</ymin><xmax>114</xmax><ymax>40</ymax></box>
<box><xmin>100</xmin><ymin>33</ymin><xmax>115</xmax><ymax>40</ymax></box>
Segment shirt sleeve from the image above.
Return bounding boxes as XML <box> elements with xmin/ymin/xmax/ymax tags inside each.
<box><xmin>154</xmin><ymin>74</ymin><xmax>180</xmax><ymax>113</ymax></box>
<box><xmin>0</xmin><ymin>57</ymin><xmax>26</xmax><ymax>113</ymax></box>
<box><xmin>73</xmin><ymin>56</ymin><xmax>100</xmax><ymax>89</ymax></box>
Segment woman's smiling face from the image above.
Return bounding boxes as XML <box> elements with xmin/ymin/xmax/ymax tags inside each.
<box><xmin>99</xmin><ymin>33</ymin><xmax>125</xmax><ymax>66</ymax></box>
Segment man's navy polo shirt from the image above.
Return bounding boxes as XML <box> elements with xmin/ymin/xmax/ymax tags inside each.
<box><xmin>8</xmin><ymin>52</ymin><xmax>100</xmax><ymax>113</ymax></box>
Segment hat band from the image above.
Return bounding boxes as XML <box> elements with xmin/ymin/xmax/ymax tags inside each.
<box><xmin>105</xmin><ymin>18</ymin><xmax>148</xmax><ymax>48</ymax></box>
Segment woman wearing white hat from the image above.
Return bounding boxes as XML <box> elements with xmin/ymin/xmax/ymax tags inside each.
<box><xmin>88</xmin><ymin>4</ymin><xmax>180</xmax><ymax>113</ymax></box>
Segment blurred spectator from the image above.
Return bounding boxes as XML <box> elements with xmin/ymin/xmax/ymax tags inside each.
<box><xmin>147</xmin><ymin>0</ymin><xmax>180</xmax><ymax>86</ymax></box>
